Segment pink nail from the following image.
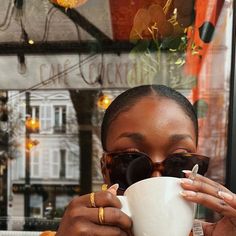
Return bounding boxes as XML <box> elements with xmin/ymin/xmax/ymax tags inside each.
<box><xmin>107</xmin><ymin>184</ymin><xmax>119</xmax><ymax>195</ymax></box>
<box><xmin>182</xmin><ymin>170</ymin><xmax>192</xmax><ymax>174</ymax></box>
<box><xmin>218</xmin><ymin>191</ymin><xmax>233</xmax><ymax>201</ymax></box>
<box><xmin>180</xmin><ymin>190</ymin><xmax>197</xmax><ymax>197</ymax></box>
<box><xmin>181</xmin><ymin>178</ymin><xmax>193</xmax><ymax>185</ymax></box>
<box><xmin>108</xmin><ymin>183</ymin><xmax>119</xmax><ymax>191</ymax></box>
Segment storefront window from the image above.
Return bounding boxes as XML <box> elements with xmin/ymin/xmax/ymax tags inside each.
<box><xmin>0</xmin><ymin>0</ymin><xmax>234</xmax><ymax>232</ymax></box>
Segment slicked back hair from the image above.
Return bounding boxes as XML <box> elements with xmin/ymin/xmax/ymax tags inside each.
<box><xmin>101</xmin><ymin>85</ymin><xmax>198</xmax><ymax>150</ymax></box>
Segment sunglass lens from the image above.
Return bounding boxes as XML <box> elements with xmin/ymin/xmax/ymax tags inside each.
<box><xmin>162</xmin><ymin>155</ymin><xmax>188</xmax><ymax>178</ymax></box>
<box><xmin>163</xmin><ymin>153</ymin><xmax>209</xmax><ymax>177</ymax></box>
<box><xmin>108</xmin><ymin>154</ymin><xmax>133</xmax><ymax>190</ymax></box>
<box><xmin>190</xmin><ymin>154</ymin><xmax>209</xmax><ymax>175</ymax></box>
<box><xmin>126</xmin><ymin>154</ymin><xmax>152</xmax><ymax>186</ymax></box>
<box><xmin>109</xmin><ymin>152</ymin><xmax>152</xmax><ymax>190</ymax></box>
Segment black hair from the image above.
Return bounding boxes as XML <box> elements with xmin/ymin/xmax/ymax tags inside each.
<box><xmin>101</xmin><ymin>85</ymin><xmax>198</xmax><ymax>150</ymax></box>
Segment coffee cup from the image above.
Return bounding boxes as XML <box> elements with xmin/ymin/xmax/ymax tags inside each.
<box><xmin>118</xmin><ymin>177</ymin><xmax>195</xmax><ymax>236</ymax></box>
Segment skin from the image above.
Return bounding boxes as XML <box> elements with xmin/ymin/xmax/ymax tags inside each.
<box><xmin>56</xmin><ymin>95</ymin><xmax>236</xmax><ymax>236</ymax></box>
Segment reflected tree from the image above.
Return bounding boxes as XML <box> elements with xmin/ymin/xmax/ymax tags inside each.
<box><xmin>69</xmin><ymin>89</ymin><xmax>97</xmax><ymax>195</ymax></box>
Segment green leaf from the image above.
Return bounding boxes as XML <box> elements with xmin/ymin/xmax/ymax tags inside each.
<box><xmin>161</xmin><ymin>37</ymin><xmax>182</xmax><ymax>50</ymax></box>
<box><xmin>129</xmin><ymin>40</ymin><xmax>150</xmax><ymax>60</ymax></box>
<box><xmin>175</xmin><ymin>58</ymin><xmax>185</xmax><ymax>65</ymax></box>
<box><xmin>148</xmin><ymin>40</ymin><xmax>160</xmax><ymax>52</ymax></box>
<box><xmin>130</xmin><ymin>40</ymin><xmax>150</xmax><ymax>52</ymax></box>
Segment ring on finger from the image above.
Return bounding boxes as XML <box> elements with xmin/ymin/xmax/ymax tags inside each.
<box><xmin>90</xmin><ymin>192</ymin><xmax>96</xmax><ymax>208</ymax></box>
<box><xmin>101</xmin><ymin>184</ymin><xmax>108</xmax><ymax>191</ymax></box>
<box><xmin>98</xmin><ymin>207</ymin><xmax>105</xmax><ymax>224</ymax></box>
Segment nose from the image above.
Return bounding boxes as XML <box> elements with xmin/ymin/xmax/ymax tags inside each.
<box><xmin>149</xmin><ymin>154</ymin><xmax>165</xmax><ymax>177</ymax></box>
<box><xmin>151</xmin><ymin>170</ymin><xmax>162</xmax><ymax>177</ymax></box>
<box><xmin>150</xmin><ymin>161</ymin><xmax>165</xmax><ymax>177</ymax></box>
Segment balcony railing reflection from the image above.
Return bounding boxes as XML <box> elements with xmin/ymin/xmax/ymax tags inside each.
<box><xmin>0</xmin><ymin>216</ymin><xmax>60</xmax><ymax>232</ymax></box>
<box><xmin>0</xmin><ymin>231</ymin><xmax>40</xmax><ymax>236</ymax></box>
<box><xmin>53</xmin><ymin>125</ymin><xmax>66</xmax><ymax>134</ymax></box>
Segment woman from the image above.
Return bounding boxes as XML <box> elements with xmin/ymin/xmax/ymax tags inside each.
<box><xmin>54</xmin><ymin>85</ymin><xmax>236</xmax><ymax>236</ymax></box>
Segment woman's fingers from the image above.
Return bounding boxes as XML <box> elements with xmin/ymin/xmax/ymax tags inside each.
<box><xmin>180</xmin><ymin>177</ymin><xmax>223</xmax><ymax>199</ymax></box>
<box><xmin>107</xmin><ymin>183</ymin><xmax>119</xmax><ymax>195</ymax></box>
<box><xmin>58</xmin><ymin>219</ymin><xmax>130</xmax><ymax>236</ymax></box>
<box><xmin>56</xmin><ymin>190</ymin><xmax>132</xmax><ymax>236</ymax></box>
<box><xmin>89</xmin><ymin>224</ymin><xmax>131</xmax><ymax>236</ymax></box>
<box><xmin>69</xmin><ymin>190</ymin><xmax>122</xmax><ymax>209</ymax></box>
<box><xmin>184</xmin><ymin>172</ymin><xmax>230</xmax><ymax>193</ymax></box>
<box><xmin>218</xmin><ymin>191</ymin><xmax>236</xmax><ymax>209</ymax></box>
<box><xmin>181</xmin><ymin>190</ymin><xmax>236</xmax><ymax>217</ymax></box>
<box><xmin>60</xmin><ymin>190</ymin><xmax>132</xmax><ymax>233</ymax></box>
<box><xmin>180</xmin><ymin>175</ymin><xmax>236</xmax><ymax>217</ymax></box>
<box><xmin>74</xmin><ymin>207</ymin><xmax>132</xmax><ymax>230</ymax></box>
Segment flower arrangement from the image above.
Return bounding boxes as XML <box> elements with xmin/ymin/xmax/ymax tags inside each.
<box><xmin>129</xmin><ymin>0</ymin><xmax>194</xmax><ymax>41</ymax></box>
<box><xmin>51</xmin><ymin>0</ymin><xmax>88</xmax><ymax>9</ymax></box>
<box><xmin>127</xmin><ymin>0</ymin><xmax>196</xmax><ymax>89</ymax></box>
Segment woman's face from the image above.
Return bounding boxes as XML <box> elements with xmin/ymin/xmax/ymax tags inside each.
<box><xmin>104</xmin><ymin>96</ymin><xmax>197</xmax><ymax>182</ymax></box>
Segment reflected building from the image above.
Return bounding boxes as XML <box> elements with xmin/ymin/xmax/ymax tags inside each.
<box><xmin>7</xmin><ymin>90</ymin><xmax>82</xmax><ymax>229</ymax></box>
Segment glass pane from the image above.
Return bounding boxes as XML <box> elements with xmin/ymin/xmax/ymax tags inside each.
<box><xmin>0</xmin><ymin>0</ymin><xmax>234</xmax><ymax>233</ymax></box>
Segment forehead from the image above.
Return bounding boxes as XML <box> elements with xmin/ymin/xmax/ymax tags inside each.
<box><xmin>106</xmin><ymin>96</ymin><xmax>196</xmax><ymax>150</ymax></box>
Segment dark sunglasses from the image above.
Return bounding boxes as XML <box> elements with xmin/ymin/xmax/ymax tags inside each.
<box><xmin>101</xmin><ymin>151</ymin><xmax>210</xmax><ymax>191</ymax></box>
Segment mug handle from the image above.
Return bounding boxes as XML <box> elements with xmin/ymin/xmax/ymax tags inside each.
<box><xmin>117</xmin><ymin>196</ymin><xmax>132</xmax><ymax>217</ymax></box>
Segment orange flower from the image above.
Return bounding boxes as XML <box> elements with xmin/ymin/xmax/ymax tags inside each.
<box><xmin>51</xmin><ymin>0</ymin><xmax>88</xmax><ymax>8</ymax></box>
<box><xmin>129</xmin><ymin>2</ymin><xmax>181</xmax><ymax>41</ymax></box>
<box><xmin>40</xmin><ymin>231</ymin><xmax>56</xmax><ymax>236</ymax></box>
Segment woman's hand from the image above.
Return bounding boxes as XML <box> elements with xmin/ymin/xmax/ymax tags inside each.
<box><xmin>56</xmin><ymin>185</ymin><xmax>132</xmax><ymax>236</ymax></box>
<box><xmin>181</xmin><ymin>173</ymin><xmax>236</xmax><ymax>236</ymax></box>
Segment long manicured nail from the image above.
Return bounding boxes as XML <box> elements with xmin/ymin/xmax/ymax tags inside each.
<box><xmin>218</xmin><ymin>191</ymin><xmax>233</xmax><ymax>201</ymax></box>
<box><xmin>180</xmin><ymin>190</ymin><xmax>197</xmax><ymax>197</ymax></box>
<box><xmin>182</xmin><ymin>170</ymin><xmax>192</xmax><ymax>177</ymax></box>
<box><xmin>109</xmin><ymin>183</ymin><xmax>119</xmax><ymax>190</ymax></box>
<box><xmin>181</xmin><ymin>178</ymin><xmax>193</xmax><ymax>185</ymax></box>
<box><xmin>107</xmin><ymin>184</ymin><xmax>119</xmax><ymax>195</ymax></box>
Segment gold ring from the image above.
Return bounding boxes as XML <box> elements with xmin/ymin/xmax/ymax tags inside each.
<box><xmin>98</xmin><ymin>207</ymin><xmax>105</xmax><ymax>224</ymax></box>
<box><xmin>101</xmin><ymin>184</ymin><xmax>108</xmax><ymax>191</ymax></box>
<box><xmin>90</xmin><ymin>192</ymin><xmax>96</xmax><ymax>208</ymax></box>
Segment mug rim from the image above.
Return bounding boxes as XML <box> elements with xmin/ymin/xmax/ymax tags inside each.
<box><xmin>124</xmin><ymin>176</ymin><xmax>180</xmax><ymax>194</ymax></box>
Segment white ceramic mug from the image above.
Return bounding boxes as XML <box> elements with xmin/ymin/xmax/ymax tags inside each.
<box><xmin>118</xmin><ymin>177</ymin><xmax>195</xmax><ymax>236</ymax></box>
